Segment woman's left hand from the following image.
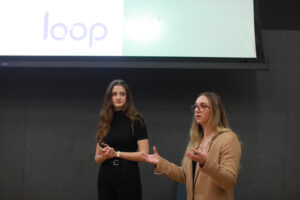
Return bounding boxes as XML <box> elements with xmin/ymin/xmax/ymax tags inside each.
<box><xmin>186</xmin><ymin>146</ymin><xmax>208</xmax><ymax>165</ymax></box>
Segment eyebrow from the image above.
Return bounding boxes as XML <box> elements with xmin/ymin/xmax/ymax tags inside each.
<box><xmin>195</xmin><ymin>102</ymin><xmax>209</xmax><ymax>105</ymax></box>
<box><xmin>195</xmin><ymin>103</ymin><xmax>209</xmax><ymax>106</ymax></box>
<box><xmin>112</xmin><ymin>91</ymin><xmax>126</xmax><ymax>93</ymax></box>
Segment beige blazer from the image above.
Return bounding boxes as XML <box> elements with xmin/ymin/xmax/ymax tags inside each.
<box><xmin>155</xmin><ymin>131</ymin><xmax>241</xmax><ymax>200</ymax></box>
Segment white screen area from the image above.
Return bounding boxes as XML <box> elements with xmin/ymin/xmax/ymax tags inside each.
<box><xmin>0</xmin><ymin>0</ymin><xmax>256</xmax><ymax>58</ymax></box>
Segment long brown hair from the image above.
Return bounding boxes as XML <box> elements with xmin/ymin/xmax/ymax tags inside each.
<box><xmin>181</xmin><ymin>92</ymin><xmax>232</xmax><ymax>171</ymax></box>
<box><xmin>96</xmin><ymin>79</ymin><xmax>138</xmax><ymax>143</ymax></box>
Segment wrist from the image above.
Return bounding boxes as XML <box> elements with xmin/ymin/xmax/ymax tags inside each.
<box><xmin>116</xmin><ymin>151</ymin><xmax>121</xmax><ymax>158</ymax></box>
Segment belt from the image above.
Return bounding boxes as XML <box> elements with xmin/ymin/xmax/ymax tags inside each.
<box><xmin>103</xmin><ymin>158</ymin><xmax>137</xmax><ymax>166</ymax></box>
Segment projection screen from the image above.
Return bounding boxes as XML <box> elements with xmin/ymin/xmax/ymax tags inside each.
<box><xmin>0</xmin><ymin>0</ymin><xmax>264</xmax><ymax>68</ymax></box>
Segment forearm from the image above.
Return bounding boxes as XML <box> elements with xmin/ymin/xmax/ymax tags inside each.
<box><xmin>119</xmin><ymin>151</ymin><xmax>145</xmax><ymax>162</ymax></box>
<box><xmin>118</xmin><ymin>139</ymin><xmax>149</xmax><ymax>162</ymax></box>
<box><xmin>94</xmin><ymin>154</ymin><xmax>109</xmax><ymax>164</ymax></box>
<box><xmin>155</xmin><ymin>157</ymin><xmax>186</xmax><ymax>184</ymax></box>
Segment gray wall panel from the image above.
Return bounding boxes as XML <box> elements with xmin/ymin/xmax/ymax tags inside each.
<box><xmin>286</xmin><ymin>31</ymin><xmax>300</xmax><ymax>200</ymax></box>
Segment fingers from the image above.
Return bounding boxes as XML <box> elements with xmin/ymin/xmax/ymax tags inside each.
<box><xmin>186</xmin><ymin>147</ymin><xmax>207</xmax><ymax>164</ymax></box>
<box><xmin>100</xmin><ymin>142</ymin><xmax>108</xmax><ymax>148</ymax></box>
<box><xmin>96</xmin><ymin>143</ymin><xmax>101</xmax><ymax>151</ymax></box>
<box><xmin>98</xmin><ymin>142</ymin><xmax>109</xmax><ymax>153</ymax></box>
<box><xmin>100</xmin><ymin>146</ymin><xmax>108</xmax><ymax>153</ymax></box>
<box><xmin>186</xmin><ymin>148</ymin><xmax>200</xmax><ymax>159</ymax></box>
<box><xmin>198</xmin><ymin>146</ymin><xmax>206</xmax><ymax>153</ymax></box>
<box><xmin>139</xmin><ymin>146</ymin><xmax>159</xmax><ymax>165</ymax></box>
<box><xmin>101</xmin><ymin>146</ymin><xmax>115</xmax><ymax>158</ymax></box>
<box><xmin>191</xmin><ymin>148</ymin><xmax>199</xmax><ymax>155</ymax></box>
<box><xmin>191</xmin><ymin>147</ymin><xmax>207</xmax><ymax>156</ymax></box>
<box><xmin>186</xmin><ymin>151</ymin><xmax>196</xmax><ymax>159</ymax></box>
<box><xmin>185</xmin><ymin>152</ymin><xmax>191</xmax><ymax>159</ymax></box>
<box><xmin>108</xmin><ymin>147</ymin><xmax>115</xmax><ymax>155</ymax></box>
<box><xmin>153</xmin><ymin>146</ymin><xmax>158</xmax><ymax>155</ymax></box>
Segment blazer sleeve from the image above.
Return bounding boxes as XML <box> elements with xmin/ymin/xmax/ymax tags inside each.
<box><xmin>154</xmin><ymin>156</ymin><xmax>186</xmax><ymax>184</ymax></box>
<box><xmin>201</xmin><ymin>133</ymin><xmax>241</xmax><ymax>190</ymax></box>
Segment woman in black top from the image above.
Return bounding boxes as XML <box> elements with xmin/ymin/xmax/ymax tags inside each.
<box><xmin>94</xmin><ymin>79</ymin><xmax>149</xmax><ymax>200</ymax></box>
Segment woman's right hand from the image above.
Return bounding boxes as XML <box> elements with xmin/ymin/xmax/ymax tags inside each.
<box><xmin>140</xmin><ymin>146</ymin><xmax>160</xmax><ymax>165</ymax></box>
<box><xmin>100</xmin><ymin>146</ymin><xmax>116</xmax><ymax>159</ymax></box>
<box><xmin>95</xmin><ymin>143</ymin><xmax>116</xmax><ymax>163</ymax></box>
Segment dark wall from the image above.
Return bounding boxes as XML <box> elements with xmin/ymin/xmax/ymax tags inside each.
<box><xmin>0</xmin><ymin>30</ymin><xmax>299</xmax><ymax>200</ymax></box>
<box><xmin>259</xmin><ymin>0</ymin><xmax>300</xmax><ymax>30</ymax></box>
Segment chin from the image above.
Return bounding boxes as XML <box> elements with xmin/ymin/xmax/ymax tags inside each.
<box><xmin>196</xmin><ymin>119</ymin><xmax>202</xmax><ymax>124</ymax></box>
<box><xmin>114</xmin><ymin>103</ymin><xmax>123</xmax><ymax>107</ymax></box>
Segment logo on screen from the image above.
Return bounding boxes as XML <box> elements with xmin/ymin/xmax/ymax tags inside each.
<box><xmin>43</xmin><ymin>12</ymin><xmax>107</xmax><ymax>47</ymax></box>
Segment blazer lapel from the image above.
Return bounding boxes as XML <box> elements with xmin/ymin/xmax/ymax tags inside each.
<box><xmin>193</xmin><ymin>162</ymin><xmax>200</xmax><ymax>185</ymax></box>
<box><xmin>193</xmin><ymin>139</ymin><xmax>215</xmax><ymax>185</ymax></box>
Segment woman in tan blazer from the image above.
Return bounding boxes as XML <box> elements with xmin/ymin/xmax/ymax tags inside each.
<box><xmin>141</xmin><ymin>92</ymin><xmax>242</xmax><ymax>200</ymax></box>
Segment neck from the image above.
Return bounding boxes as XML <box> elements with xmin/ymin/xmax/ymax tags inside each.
<box><xmin>114</xmin><ymin>107</ymin><xmax>122</xmax><ymax>111</ymax></box>
<box><xmin>202</xmin><ymin>124</ymin><xmax>215</xmax><ymax>138</ymax></box>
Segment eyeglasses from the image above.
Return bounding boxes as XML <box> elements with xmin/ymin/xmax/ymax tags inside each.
<box><xmin>191</xmin><ymin>104</ymin><xmax>210</xmax><ymax>112</ymax></box>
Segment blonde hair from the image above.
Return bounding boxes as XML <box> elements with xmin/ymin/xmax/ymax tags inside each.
<box><xmin>181</xmin><ymin>92</ymin><xmax>231</xmax><ymax>172</ymax></box>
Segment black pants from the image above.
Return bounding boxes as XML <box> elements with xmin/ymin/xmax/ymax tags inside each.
<box><xmin>98</xmin><ymin>158</ymin><xmax>141</xmax><ymax>200</ymax></box>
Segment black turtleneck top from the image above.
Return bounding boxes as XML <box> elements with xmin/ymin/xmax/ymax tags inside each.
<box><xmin>103</xmin><ymin>111</ymin><xmax>148</xmax><ymax>152</ymax></box>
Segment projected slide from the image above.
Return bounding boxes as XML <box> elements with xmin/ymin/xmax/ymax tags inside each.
<box><xmin>0</xmin><ymin>0</ymin><xmax>256</xmax><ymax>58</ymax></box>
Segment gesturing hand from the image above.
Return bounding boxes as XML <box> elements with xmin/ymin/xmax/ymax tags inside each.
<box><xmin>100</xmin><ymin>146</ymin><xmax>116</xmax><ymax>159</ymax></box>
<box><xmin>185</xmin><ymin>146</ymin><xmax>208</xmax><ymax>165</ymax></box>
<box><xmin>140</xmin><ymin>146</ymin><xmax>160</xmax><ymax>165</ymax></box>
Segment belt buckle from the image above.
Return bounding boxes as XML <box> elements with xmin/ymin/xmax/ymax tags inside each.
<box><xmin>113</xmin><ymin>159</ymin><xmax>119</xmax><ymax>166</ymax></box>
